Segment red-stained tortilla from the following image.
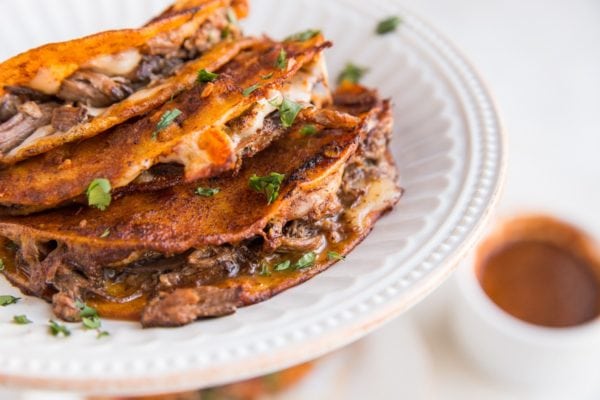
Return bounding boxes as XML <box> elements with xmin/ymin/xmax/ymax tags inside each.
<box><xmin>0</xmin><ymin>36</ymin><xmax>331</xmax><ymax>213</ymax></box>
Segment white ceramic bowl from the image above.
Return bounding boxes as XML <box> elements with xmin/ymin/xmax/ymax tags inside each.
<box><xmin>452</xmin><ymin>226</ymin><xmax>600</xmax><ymax>398</ymax></box>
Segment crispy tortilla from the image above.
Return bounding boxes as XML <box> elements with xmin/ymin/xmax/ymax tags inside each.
<box><xmin>0</xmin><ymin>0</ymin><xmax>245</xmax><ymax>98</ymax></box>
<box><xmin>0</xmin><ymin>36</ymin><xmax>331</xmax><ymax>213</ymax></box>
<box><xmin>0</xmin><ymin>86</ymin><xmax>402</xmax><ymax>326</ymax></box>
<box><xmin>0</xmin><ymin>0</ymin><xmax>250</xmax><ymax>165</ymax></box>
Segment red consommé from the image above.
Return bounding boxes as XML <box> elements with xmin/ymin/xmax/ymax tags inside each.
<box><xmin>476</xmin><ymin>216</ymin><xmax>600</xmax><ymax>328</ymax></box>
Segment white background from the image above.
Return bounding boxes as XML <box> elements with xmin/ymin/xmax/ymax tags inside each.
<box><xmin>401</xmin><ymin>0</ymin><xmax>600</xmax><ymax>231</ymax></box>
<box><xmin>383</xmin><ymin>0</ymin><xmax>600</xmax><ymax>398</ymax></box>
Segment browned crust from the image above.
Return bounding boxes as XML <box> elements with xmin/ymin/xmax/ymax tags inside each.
<box><xmin>0</xmin><ymin>119</ymin><xmax>359</xmax><ymax>257</ymax></box>
<box><xmin>2</xmin><ymin>38</ymin><xmax>257</xmax><ymax>166</ymax></box>
<box><xmin>0</xmin><ymin>37</ymin><xmax>331</xmax><ymax>212</ymax></box>
<box><xmin>0</xmin><ymin>84</ymin><xmax>402</xmax><ymax>328</ymax></box>
<box><xmin>0</xmin><ymin>0</ymin><xmax>243</xmax><ymax>98</ymax></box>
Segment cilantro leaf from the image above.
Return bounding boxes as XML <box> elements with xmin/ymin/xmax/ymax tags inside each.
<box><xmin>75</xmin><ymin>300</ymin><xmax>98</xmax><ymax>319</ymax></box>
<box><xmin>153</xmin><ymin>109</ymin><xmax>182</xmax><ymax>139</ymax></box>
<box><xmin>100</xmin><ymin>228</ymin><xmax>110</xmax><ymax>238</ymax></box>
<box><xmin>286</xmin><ymin>29</ymin><xmax>321</xmax><ymax>42</ymax></box>
<box><xmin>197</xmin><ymin>69</ymin><xmax>219</xmax><ymax>83</ymax></box>
<box><xmin>295</xmin><ymin>252</ymin><xmax>317</xmax><ymax>270</ymax></box>
<box><xmin>49</xmin><ymin>320</ymin><xmax>71</xmax><ymax>337</ymax></box>
<box><xmin>97</xmin><ymin>330</ymin><xmax>110</xmax><ymax>339</ymax></box>
<box><xmin>259</xmin><ymin>263</ymin><xmax>271</xmax><ymax>277</ymax></box>
<box><xmin>0</xmin><ymin>258</ymin><xmax>4</xmax><ymax>271</ymax></box>
<box><xmin>82</xmin><ymin>315</ymin><xmax>101</xmax><ymax>330</ymax></box>
<box><xmin>279</xmin><ymin>98</ymin><xmax>303</xmax><ymax>128</ymax></box>
<box><xmin>76</xmin><ymin>301</ymin><xmax>108</xmax><ymax>335</ymax></box>
<box><xmin>376</xmin><ymin>16</ymin><xmax>402</xmax><ymax>35</ymax></box>
<box><xmin>196</xmin><ymin>187</ymin><xmax>220</xmax><ymax>197</ymax></box>
<box><xmin>0</xmin><ymin>295</ymin><xmax>20</xmax><ymax>306</ymax></box>
<box><xmin>221</xmin><ymin>26</ymin><xmax>232</xmax><ymax>39</ymax></box>
<box><xmin>300</xmin><ymin>124</ymin><xmax>318</xmax><ymax>136</ymax></box>
<box><xmin>13</xmin><ymin>315</ymin><xmax>32</xmax><ymax>325</ymax></box>
<box><xmin>274</xmin><ymin>260</ymin><xmax>291</xmax><ymax>271</ymax></box>
<box><xmin>249</xmin><ymin>173</ymin><xmax>285</xmax><ymax>204</ymax></box>
<box><xmin>338</xmin><ymin>63</ymin><xmax>369</xmax><ymax>84</ymax></box>
<box><xmin>86</xmin><ymin>178</ymin><xmax>112</xmax><ymax>211</ymax></box>
<box><xmin>262</xmin><ymin>72</ymin><xmax>274</xmax><ymax>80</ymax></box>
<box><xmin>226</xmin><ymin>8</ymin><xmax>238</xmax><ymax>24</ymax></box>
<box><xmin>242</xmin><ymin>84</ymin><xmax>261</xmax><ymax>97</ymax></box>
<box><xmin>276</xmin><ymin>48</ymin><xmax>288</xmax><ymax>70</ymax></box>
<box><xmin>327</xmin><ymin>251</ymin><xmax>346</xmax><ymax>261</ymax></box>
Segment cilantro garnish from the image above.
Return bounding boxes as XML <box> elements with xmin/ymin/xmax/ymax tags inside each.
<box><xmin>196</xmin><ymin>187</ymin><xmax>220</xmax><ymax>197</ymax></box>
<box><xmin>376</xmin><ymin>16</ymin><xmax>402</xmax><ymax>35</ymax></box>
<box><xmin>295</xmin><ymin>252</ymin><xmax>317</xmax><ymax>269</ymax></box>
<box><xmin>338</xmin><ymin>63</ymin><xmax>369</xmax><ymax>84</ymax></box>
<box><xmin>249</xmin><ymin>173</ymin><xmax>285</xmax><ymax>204</ymax></box>
<box><xmin>86</xmin><ymin>178</ymin><xmax>112</xmax><ymax>211</ymax></box>
<box><xmin>0</xmin><ymin>295</ymin><xmax>20</xmax><ymax>306</ymax></box>
<box><xmin>153</xmin><ymin>109</ymin><xmax>182</xmax><ymax>140</ymax></box>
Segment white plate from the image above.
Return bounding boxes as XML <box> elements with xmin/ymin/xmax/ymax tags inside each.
<box><xmin>0</xmin><ymin>0</ymin><xmax>505</xmax><ymax>395</ymax></box>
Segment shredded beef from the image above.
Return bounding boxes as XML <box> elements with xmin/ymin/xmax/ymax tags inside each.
<box><xmin>0</xmin><ymin>94</ymin><xmax>22</xmax><ymax>123</ymax></box>
<box><xmin>277</xmin><ymin>220</ymin><xmax>325</xmax><ymax>253</ymax></box>
<box><xmin>51</xmin><ymin>105</ymin><xmax>88</xmax><ymax>132</ymax></box>
<box><xmin>57</xmin><ymin>70</ymin><xmax>134</xmax><ymax>107</ymax></box>
<box><xmin>52</xmin><ymin>292</ymin><xmax>81</xmax><ymax>322</ymax></box>
<box><xmin>135</xmin><ymin>55</ymin><xmax>184</xmax><ymax>83</ymax></box>
<box><xmin>0</xmin><ymin>102</ymin><xmax>56</xmax><ymax>153</ymax></box>
<box><xmin>141</xmin><ymin>287</ymin><xmax>240</xmax><ymax>327</ymax></box>
<box><xmin>4</xmin><ymin>85</ymin><xmax>56</xmax><ymax>103</ymax></box>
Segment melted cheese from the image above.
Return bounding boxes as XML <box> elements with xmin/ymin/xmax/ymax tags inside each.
<box><xmin>231</xmin><ymin>60</ymin><xmax>327</xmax><ymax>147</ymax></box>
<box><xmin>84</xmin><ymin>49</ymin><xmax>142</xmax><ymax>76</ymax></box>
<box><xmin>161</xmin><ymin>60</ymin><xmax>327</xmax><ymax>174</ymax></box>
<box><xmin>346</xmin><ymin>174</ymin><xmax>400</xmax><ymax>232</ymax></box>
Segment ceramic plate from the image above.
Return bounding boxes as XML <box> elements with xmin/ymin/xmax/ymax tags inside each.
<box><xmin>0</xmin><ymin>0</ymin><xmax>505</xmax><ymax>395</ymax></box>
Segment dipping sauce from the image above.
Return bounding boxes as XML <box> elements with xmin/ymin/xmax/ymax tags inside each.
<box><xmin>477</xmin><ymin>216</ymin><xmax>600</xmax><ymax>328</ymax></box>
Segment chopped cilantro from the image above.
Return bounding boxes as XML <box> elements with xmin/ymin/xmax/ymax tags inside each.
<box><xmin>100</xmin><ymin>228</ymin><xmax>110</xmax><ymax>238</ymax></box>
<box><xmin>259</xmin><ymin>263</ymin><xmax>271</xmax><ymax>277</ymax></box>
<box><xmin>13</xmin><ymin>315</ymin><xmax>32</xmax><ymax>325</ymax></box>
<box><xmin>75</xmin><ymin>300</ymin><xmax>97</xmax><ymax>318</ymax></box>
<box><xmin>278</xmin><ymin>98</ymin><xmax>303</xmax><ymax>128</ymax></box>
<box><xmin>327</xmin><ymin>251</ymin><xmax>346</xmax><ymax>261</ymax></box>
<box><xmin>274</xmin><ymin>260</ymin><xmax>291</xmax><ymax>271</ymax></box>
<box><xmin>300</xmin><ymin>124</ymin><xmax>318</xmax><ymax>136</ymax></box>
<box><xmin>338</xmin><ymin>63</ymin><xmax>369</xmax><ymax>84</ymax></box>
<box><xmin>76</xmin><ymin>301</ymin><xmax>108</xmax><ymax>337</ymax></box>
<box><xmin>153</xmin><ymin>109</ymin><xmax>182</xmax><ymax>139</ymax></box>
<box><xmin>197</xmin><ymin>69</ymin><xmax>219</xmax><ymax>83</ymax></box>
<box><xmin>243</xmin><ymin>83</ymin><xmax>261</xmax><ymax>97</ymax></box>
<box><xmin>82</xmin><ymin>315</ymin><xmax>101</xmax><ymax>330</ymax></box>
<box><xmin>49</xmin><ymin>320</ymin><xmax>71</xmax><ymax>337</ymax></box>
<box><xmin>226</xmin><ymin>8</ymin><xmax>238</xmax><ymax>24</ymax></box>
<box><xmin>376</xmin><ymin>16</ymin><xmax>402</xmax><ymax>35</ymax></box>
<box><xmin>221</xmin><ymin>26</ymin><xmax>232</xmax><ymax>39</ymax></box>
<box><xmin>196</xmin><ymin>187</ymin><xmax>220</xmax><ymax>197</ymax></box>
<box><xmin>0</xmin><ymin>258</ymin><xmax>4</xmax><ymax>271</ymax></box>
<box><xmin>0</xmin><ymin>295</ymin><xmax>20</xmax><ymax>306</ymax></box>
<box><xmin>262</xmin><ymin>72</ymin><xmax>274</xmax><ymax>80</ymax></box>
<box><xmin>286</xmin><ymin>29</ymin><xmax>321</xmax><ymax>42</ymax></box>
<box><xmin>276</xmin><ymin>48</ymin><xmax>288</xmax><ymax>70</ymax></box>
<box><xmin>86</xmin><ymin>178</ymin><xmax>112</xmax><ymax>211</ymax></box>
<box><xmin>97</xmin><ymin>330</ymin><xmax>110</xmax><ymax>339</ymax></box>
<box><xmin>295</xmin><ymin>252</ymin><xmax>317</xmax><ymax>269</ymax></box>
<box><xmin>249</xmin><ymin>173</ymin><xmax>285</xmax><ymax>204</ymax></box>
